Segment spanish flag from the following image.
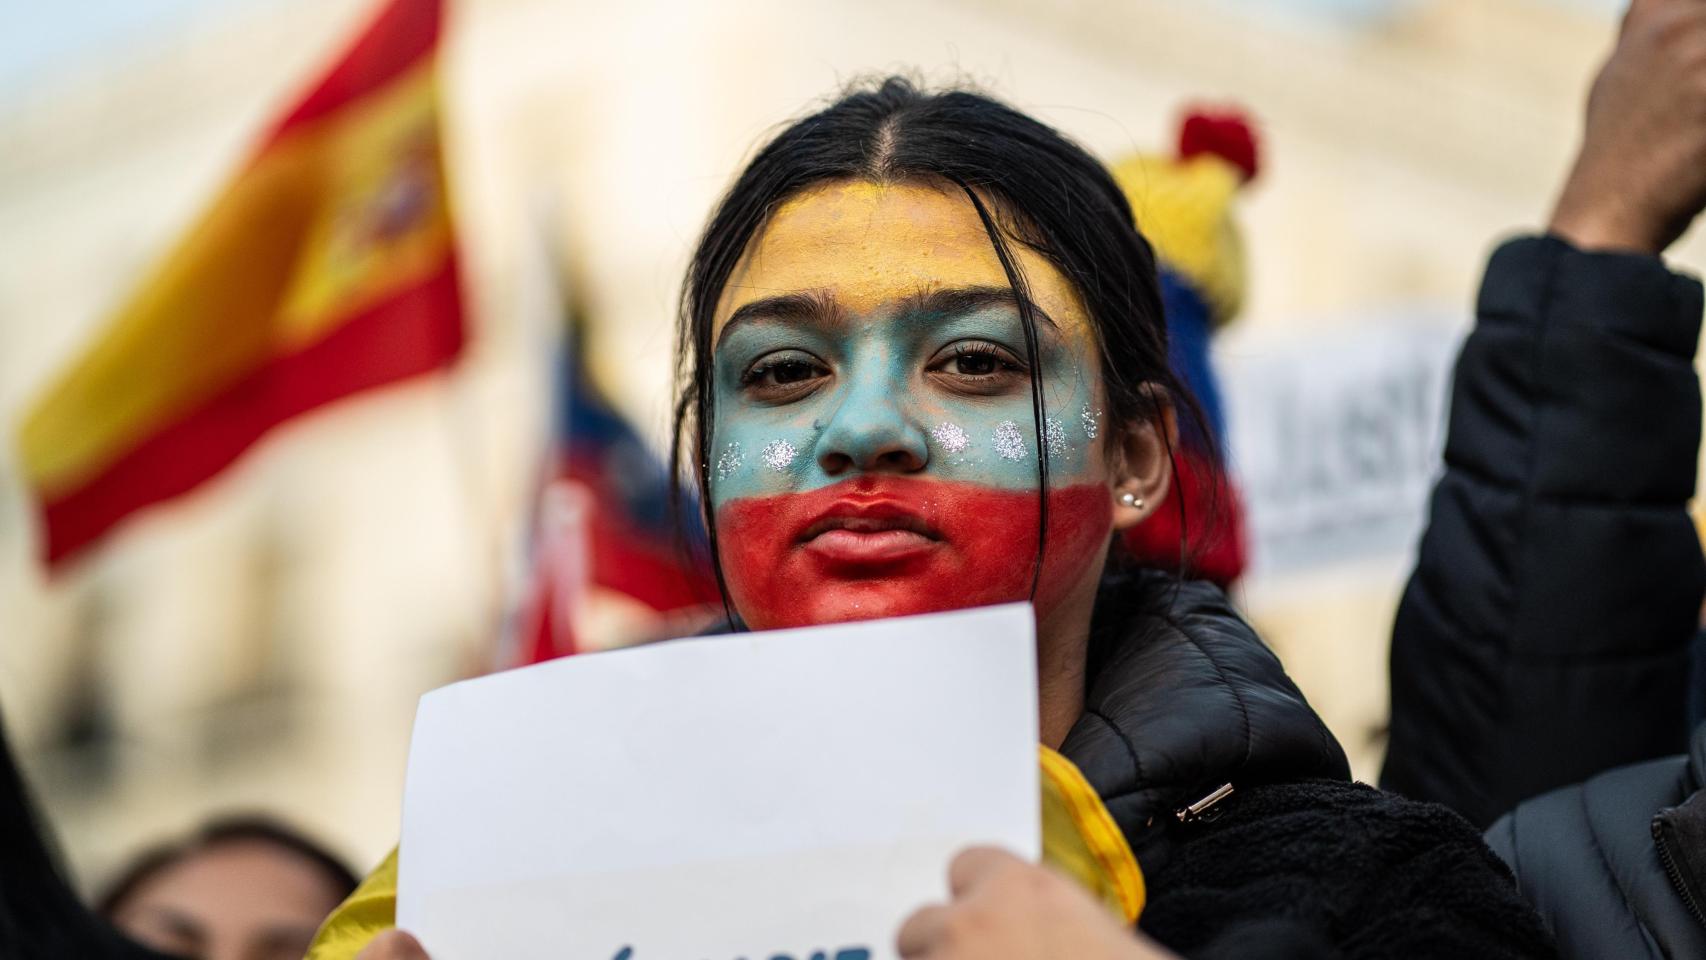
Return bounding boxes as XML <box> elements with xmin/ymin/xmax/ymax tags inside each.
<box><xmin>18</xmin><ymin>0</ymin><xmax>463</xmax><ymax>570</ymax></box>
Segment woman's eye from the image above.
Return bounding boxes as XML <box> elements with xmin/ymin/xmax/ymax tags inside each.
<box><xmin>949</xmin><ymin>352</ymin><xmax>1002</xmax><ymax>376</ymax></box>
<box><xmin>740</xmin><ymin>353</ymin><xmax>829</xmax><ymax>398</ymax></box>
<box><xmin>929</xmin><ymin>341</ymin><xmax>1026</xmax><ymax>389</ymax></box>
<box><xmin>768</xmin><ymin>359</ymin><xmax>821</xmax><ymax>384</ymax></box>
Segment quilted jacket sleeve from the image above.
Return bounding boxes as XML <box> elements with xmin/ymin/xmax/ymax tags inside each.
<box><xmin>1381</xmin><ymin>235</ymin><xmax>1706</xmax><ymax>828</ymax></box>
<box><xmin>1483</xmin><ymin>754</ymin><xmax>1702</xmax><ymax>960</ymax></box>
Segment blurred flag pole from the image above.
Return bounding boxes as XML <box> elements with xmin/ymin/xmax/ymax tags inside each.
<box><xmin>490</xmin><ymin>189</ymin><xmax>584</xmax><ymax>669</ymax></box>
<box><xmin>15</xmin><ymin>0</ymin><xmax>464</xmax><ymax>572</ymax></box>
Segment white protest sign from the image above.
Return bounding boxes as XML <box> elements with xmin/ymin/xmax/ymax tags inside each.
<box><xmin>396</xmin><ymin>603</ymin><xmax>1040</xmax><ymax>960</ymax></box>
<box><xmin>1217</xmin><ymin>317</ymin><xmax>1460</xmax><ymax>575</ymax></box>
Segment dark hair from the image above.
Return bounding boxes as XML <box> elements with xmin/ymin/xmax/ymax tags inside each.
<box><xmin>98</xmin><ymin>816</ymin><xmax>358</xmax><ymax>919</ymax></box>
<box><xmin>670</xmin><ymin>76</ymin><xmax>1211</xmax><ymax>610</ymax></box>
<box><xmin>0</xmin><ymin>710</ymin><xmax>173</xmax><ymax>960</ymax></box>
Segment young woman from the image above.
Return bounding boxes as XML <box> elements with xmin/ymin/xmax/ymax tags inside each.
<box><xmin>326</xmin><ymin>78</ymin><xmax>1553</xmax><ymax>959</ymax></box>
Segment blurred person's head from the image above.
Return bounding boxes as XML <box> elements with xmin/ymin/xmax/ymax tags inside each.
<box><xmin>99</xmin><ymin>817</ymin><xmax>357</xmax><ymax>960</ymax></box>
<box><xmin>672</xmin><ymin>77</ymin><xmax>1202</xmax><ymax>715</ymax></box>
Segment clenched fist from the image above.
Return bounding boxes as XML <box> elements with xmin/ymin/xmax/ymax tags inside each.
<box><xmin>1552</xmin><ymin>0</ymin><xmax>1706</xmax><ymax>253</ymax></box>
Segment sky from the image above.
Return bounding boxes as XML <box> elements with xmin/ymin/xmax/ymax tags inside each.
<box><xmin>0</xmin><ymin>0</ymin><xmax>1627</xmax><ymax>100</ymax></box>
<box><xmin>0</xmin><ymin>0</ymin><xmax>278</xmax><ymax>98</ymax></box>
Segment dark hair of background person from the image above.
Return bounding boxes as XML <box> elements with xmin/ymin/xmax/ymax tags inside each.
<box><xmin>0</xmin><ymin>710</ymin><xmax>174</xmax><ymax>960</ymax></box>
<box><xmin>669</xmin><ymin>74</ymin><xmax>1216</xmax><ymax>617</ymax></box>
<box><xmin>97</xmin><ymin>816</ymin><xmax>360</xmax><ymax>920</ymax></box>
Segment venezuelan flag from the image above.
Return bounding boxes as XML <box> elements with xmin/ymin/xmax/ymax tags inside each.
<box><xmin>514</xmin><ymin>319</ymin><xmax>720</xmax><ymax>665</ymax></box>
<box><xmin>18</xmin><ymin>0</ymin><xmax>463</xmax><ymax>570</ymax></box>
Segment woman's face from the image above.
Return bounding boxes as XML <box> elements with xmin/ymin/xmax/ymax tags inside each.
<box><xmin>708</xmin><ymin>178</ymin><xmax>1135</xmax><ymax>631</ymax></box>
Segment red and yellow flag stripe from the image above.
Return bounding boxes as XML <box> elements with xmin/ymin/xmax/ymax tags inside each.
<box><xmin>18</xmin><ymin>0</ymin><xmax>463</xmax><ymax>569</ymax></box>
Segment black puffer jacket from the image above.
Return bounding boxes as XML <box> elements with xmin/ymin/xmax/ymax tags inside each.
<box><xmin>1382</xmin><ymin>236</ymin><xmax>1706</xmax><ymax>828</ymax></box>
<box><xmin>1486</xmin><ymin>722</ymin><xmax>1706</xmax><ymax>959</ymax></box>
<box><xmin>1070</xmin><ymin>573</ymin><xmax>1554</xmax><ymax>958</ymax></box>
<box><xmin>1379</xmin><ymin>236</ymin><xmax>1706</xmax><ymax>959</ymax></box>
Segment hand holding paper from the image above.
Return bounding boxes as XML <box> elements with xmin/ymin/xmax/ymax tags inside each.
<box><xmin>396</xmin><ymin>603</ymin><xmax>1041</xmax><ymax>960</ymax></box>
<box><xmin>897</xmin><ymin>849</ymin><xmax>1178</xmax><ymax>960</ymax></box>
<box><xmin>355</xmin><ymin>931</ymin><xmax>430</xmax><ymax>960</ymax></box>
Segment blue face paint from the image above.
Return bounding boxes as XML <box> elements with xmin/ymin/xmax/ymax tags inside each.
<box><xmin>708</xmin><ymin>299</ymin><xmax>1102</xmax><ymax>511</ymax></box>
<box><xmin>930</xmin><ymin>421</ymin><xmax>971</xmax><ymax>460</ymax></box>
<box><xmin>1080</xmin><ymin>404</ymin><xmax>1102</xmax><ymax>440</ymax></box>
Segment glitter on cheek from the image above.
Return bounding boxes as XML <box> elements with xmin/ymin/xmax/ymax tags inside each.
<box><xmin>760</xmin><ymin>439</ymin><xmax>798</xmax><ymax>472</ymax></box>
<box><xmin>715</xmin><ymin>441</ymin><xmax>746</xmax><ymax>481</ymax></box>
<box><xmin>1080</xmin><ymin>404</ymin><xmax>1102</xmax><ymax>440</ymax></box>
<box><xmin>992</xmin><ymin>420</ymin><xmax>1028</xmax><ymax>462</ymax></box>
<box><xmin>1043</xmin><ymin>417</ymin><xmax>1067</xmax><ymax>460</ymax></box>
<box><xmin>930</xmin><ymin>422</ymin><xmax>970</xmax><ymax>455</ymax></box>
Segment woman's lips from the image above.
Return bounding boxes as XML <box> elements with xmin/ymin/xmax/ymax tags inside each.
<box><xmin>797</xmin><ymin>500</ymin><xmax>942</xmax><ymax>566</ymax></box>
<box><xmin>803</xmin><ymin>526</ymin><xmax>939</xmax><ymax>565</ymax></box>
<box><xmin>716</xmin><ymin>478</ymin><xmax>1114</xmax><ymax>630</ymax></box>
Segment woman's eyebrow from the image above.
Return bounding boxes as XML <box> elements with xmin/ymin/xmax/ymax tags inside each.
<box><xmin>717</xmin><ymin>289</ymin><xmax>841</xmax><ymax>348</ymax></box>
<box><xmin>904</xmin><ymin>284</ymin><xmax>1057</xmax><ymax>329</ymax></box>
<box><xmin>716</xmin><ymin>284</ymin><xmax>1055</xmax><ymax>350</ymax></box>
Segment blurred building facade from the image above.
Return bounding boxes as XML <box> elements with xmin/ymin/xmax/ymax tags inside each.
<box><xmin>0</xmin><ymin>0</ymin><xmax>1674</xmax><ymax>889</ymax></box>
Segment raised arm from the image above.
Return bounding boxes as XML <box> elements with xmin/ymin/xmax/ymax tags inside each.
<box><xmin>1381</xmin><ymin>0</ymin><xmax>1706</xmax><ymax>827</ymax></box>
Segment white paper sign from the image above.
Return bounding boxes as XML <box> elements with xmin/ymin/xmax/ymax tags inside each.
<box><xmin>396</xmin><ymin>603</ymin><xmax>1040</xmax><ymax>960</ymax></box>
<box><xmin>1217</xmin><ymin>317</ymin><xmax>1459</xmax><ymax>574</ymax></box>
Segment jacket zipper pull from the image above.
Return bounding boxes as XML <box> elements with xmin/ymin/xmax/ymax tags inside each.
<box><xmin>1176</xmin><ymin>782</ymin><xmax>1235</xmax><ymax>823</ymax></box>
<box><xmin>1652</xmin><ymin>811</ymin><xmax>1706</xmax><ymax>929</ymax></box>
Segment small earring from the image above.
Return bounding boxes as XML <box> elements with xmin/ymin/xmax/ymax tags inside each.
<box><xmin>1119</xmin><ymin>491</ymin><xmax>1142</xmax><ymax>509</ymax></box>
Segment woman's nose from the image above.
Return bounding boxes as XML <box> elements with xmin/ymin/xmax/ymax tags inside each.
<box><xmin>815</xmin><ymin>380</ymin><xmax>929</xmax><ymax>477</ymax></box>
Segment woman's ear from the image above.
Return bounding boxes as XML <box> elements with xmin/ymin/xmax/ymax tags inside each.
<box><xmin>1110</xmin><ymin>385</ymin><xmax>1177</xmax><ymax>533</ymax></box>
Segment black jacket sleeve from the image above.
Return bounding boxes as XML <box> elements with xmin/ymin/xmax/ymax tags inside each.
<box><xmin>1380</xmin><ymin>235</ymin><xmax>1706</xmax><ymax>828</ymax></box>
<box><xmin>1483</xmin><ymin>752</ymin><xmax>1704</xmax><ymax>960</ymax></box>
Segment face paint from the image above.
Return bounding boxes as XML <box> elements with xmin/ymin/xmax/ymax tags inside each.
<box><xmin>760</xmin><ymin>439</ymin><xmax>799</xmax><ymax>472</ymax></box>
<box><xmin>718</xmin><ymin>476</ymin><xmax>1112</xmax><ymax>629</ymax></box>
<box><xmin>1080</xmin><ymin>404</ymin><xmax>1101</xmax><ymax>440</ymax></box>
<box><xmin>715</xmin><ymin>441</ymin><xmax>746</xmax><ymax>482</ymax></box>
<box><xmin>1043</xmin><ymin>417</ymin><xmax>1067</xmax><ymax>460</ymax></box>
<box><xmin>930</xmin><ymin>422</ymin><xmax>970</xmax><ymax>456</ymax></box>
<box><xmin>992</xmin><ymin>421</ymin><xmax>1028</xmax><ymax>462</ymax></box>
<box><xmin>708</xmin><ymin>179</ymin><xmax>1113</xmax><ymax>630</ymax></box>
<box><xmin>760</xmin><ymin>443</ymin><xmax>798</xmax><ymax>474</ymax></box>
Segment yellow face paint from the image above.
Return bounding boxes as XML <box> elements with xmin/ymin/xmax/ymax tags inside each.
<box><xmin>713</xmin><ymin>179</ymin><xmax>1095</xmax><ymax>343</ymax></box>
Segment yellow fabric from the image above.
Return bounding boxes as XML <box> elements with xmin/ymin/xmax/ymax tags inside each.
<box><xmin>307</xmin><ymin>750</ymin><xmax>1144</xmax><ymax>958</ymax></box>
<box><xmin>1038</xmin><ymin>745</ymin><xmax>1146</xmax><ymax>923</ymax></box>
<box><xmin>1108</xmin><ymin>151</ymin><xmax>1246</xmax><ymax>329</ymax></box>
<box><xmin>308</xmin><ymin>847</ymin><xmax>400</xmax><ymax>960</ymax></box>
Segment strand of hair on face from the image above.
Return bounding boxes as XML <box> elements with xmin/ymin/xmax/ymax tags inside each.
<box><xmin>953</xmin><ymin>179</ymin><xmax>1050</xmax><ymax>601</ymax></box>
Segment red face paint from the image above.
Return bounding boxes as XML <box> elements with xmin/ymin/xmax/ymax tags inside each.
<box><xmin>715</xmin><ymin>476</ymin><xmax>1112</xmax><ymax>630</ymax></box>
